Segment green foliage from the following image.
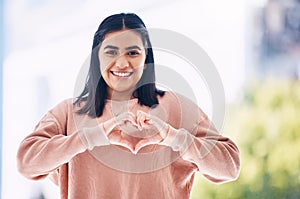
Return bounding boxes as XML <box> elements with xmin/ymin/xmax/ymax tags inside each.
<box><xmin>191</xmin><ymin>79</ymin><xmax>300</xmax><ymax>199</ymax></box>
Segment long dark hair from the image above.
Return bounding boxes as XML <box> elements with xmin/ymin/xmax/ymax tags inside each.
<box><xmin>74</xmin><ymin>13</ymin><xmax>164</xmax><ymax>117</ymax></box>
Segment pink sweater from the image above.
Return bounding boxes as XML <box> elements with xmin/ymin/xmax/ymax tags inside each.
<box><xmin>17</xmin><ymin>92</ymin><xmax>240</xmax><ymax>199</ymax></box>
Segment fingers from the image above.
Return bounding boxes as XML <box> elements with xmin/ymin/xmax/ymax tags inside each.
<box><xmin>135</xmin><ymin>139</ymin><xmax>147</xmax><ymax>153</ymax></box>
<box><xmin>108</xmin><ymin>131</ymin><xmax>135</xmax><ymax>153</ymax></box>
<box><xmin>136</xmin><ymin>111</ymin><xmax>145</xmax><ymax>130</ymax></box>
<box><xmin>124</xmin><ymin>112</ymin><xmax>139</xmax><ymax>128</ymax></box>
<box><xmin>107</xmin><ymin>121</ymin><xmax>164</xmax><ymax>154</ymax></box>
<box><xmin>114</xmin><ymin>112</ymin><xmax>138</xmax><ymax>128</ymax></box>
<box><xmin>111</xmin><ymin>110</ymin><xmax>165</xmax><ymax>133</ymax></box>
<box><xmin>135</xmin><ymin>134</ymin><xmax>163</xmax><ymax>153</ymax></box>
<box><xmin>137</xmin><ymin>110</ymin><xmax>152</xmax><ymax>130</ymax></box>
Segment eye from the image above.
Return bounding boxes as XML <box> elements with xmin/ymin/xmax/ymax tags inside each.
<box><xmin>105</xmin><ymin>50</ymin><xmax>118</xmax><ymax>56</ymax></box>
<box><xmin>127</xmin><ymin>50</ymin><xmax>140</xmax><ymax>56</ymax></box>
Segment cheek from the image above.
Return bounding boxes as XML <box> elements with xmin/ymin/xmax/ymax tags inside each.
<box><xmin>99</xmin><ymin>61</ymin><xmax>112</xmax><ymax>78</ymax></box>
<box><xmin>99</xmin><ymin>65</ymin><xmax>107</xmax><ymax>78</ymax></box>
<box><xmin>136</xmin><ymin>67</ymin><xmax>145</xmax><ymax>79</ymax></box>
<box><xmin>130</xmin><ymin>56</ymin><xmax>146</xmax><ymax>72</ymax></box>
<box><xmin>99</xmin><ymin>55</ymin><xmax>113</xmax><ymax>72</ymax></box>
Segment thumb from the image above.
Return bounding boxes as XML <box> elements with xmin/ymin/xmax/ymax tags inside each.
<box><xmin>134</xmin><ymin>139</ymin><xmax>149</xmax><ymax>154</ymax></box>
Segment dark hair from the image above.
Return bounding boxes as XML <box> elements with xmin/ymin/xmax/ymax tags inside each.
<box><xmin>74</xmin><ymin>13</ymin><xmax>165</xmax><ymax>117</ymax></box>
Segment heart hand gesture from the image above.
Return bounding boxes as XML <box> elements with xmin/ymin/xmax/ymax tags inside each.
<box><xmin>103</xmin><ymin>111</ymin><xmax>169</xmax><ymax>154</ymax></box>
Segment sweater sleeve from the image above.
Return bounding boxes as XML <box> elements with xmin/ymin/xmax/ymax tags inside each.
<box><xmin>189</xmin><ymin>116</ymin><xmax>240</xmax><ymax>183</ymax></box>
<box><xmin>17</xmin><ymin>100</ymin><xmax>87</xmax><ymax>180</ymax></box>
<box><xmin>161</xmin><ymin>93</ymin><xmax>240</xmax><ymax>184</ymax></box>
<box><xmin>163</xmin><ymin>115</ymin><xmax>240</xmax><ymax>184</ymax></box>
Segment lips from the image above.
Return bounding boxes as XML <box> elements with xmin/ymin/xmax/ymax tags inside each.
<box><xmin>111</xmin><ymin>71</ymin><xmax>133</xmax><ymax>77</ymax></box>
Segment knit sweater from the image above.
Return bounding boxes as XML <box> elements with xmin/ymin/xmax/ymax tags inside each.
<box><xmin>17</xmin><ymin>92</ymin><xmax>240</xmax><ymax>199</ymax></box>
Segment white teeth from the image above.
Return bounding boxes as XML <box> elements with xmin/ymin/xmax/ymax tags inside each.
<box><xmin>111</xmin><ymin>71</ymin><xmax>132</xmax><ymax>77</ymax></box>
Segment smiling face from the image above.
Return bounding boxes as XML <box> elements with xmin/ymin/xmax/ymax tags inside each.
<box><xmin>98</xmin><ymin>29</ymin><xmax>147</xmax><ymax>100</ymax></box>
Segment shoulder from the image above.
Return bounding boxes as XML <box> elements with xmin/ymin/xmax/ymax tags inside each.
<box><xmin>48</xmin><ymin>98</ymin><xmax>74</xmax><ymax>116</ymax></box>
<box><xmin>42</xmin><ymin>98</ymin><xmax>77</xmax><ymax>127</ymax></box>
<box><xmin>158</xmin><ymin>91</ymin><xmax>200</xmax><ymax>110</ymax></box>
<box><xmin>158</xmin><ymin>91</ymin><xmax>208</xmax><ymax>125</ymax></box>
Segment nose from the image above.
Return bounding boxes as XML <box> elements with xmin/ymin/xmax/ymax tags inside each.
<box><xmin>115</xmin><ymin>55</ymin><xmax>129</xmax><ymax>69</ymax></box>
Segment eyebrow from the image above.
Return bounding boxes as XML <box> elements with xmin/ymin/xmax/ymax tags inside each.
<box><xmin>125</xmin><ymin>45</ymin><xmax>142</xmax><ymax>50</ymax></box>
<box><xmin>103</xmin><ymin>45</ymin><xmax>142</xmax><ymax>50</ymax></box>
<box><xmin>104</xmin><ymin>45</ymin><xmax>119</xmax><ymax>50</ymax></box>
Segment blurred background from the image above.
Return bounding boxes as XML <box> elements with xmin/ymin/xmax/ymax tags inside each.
<box><xmin>1</xmin><ymin>0</ymin><xmax>300</xmax><ymax>198</ymax></box>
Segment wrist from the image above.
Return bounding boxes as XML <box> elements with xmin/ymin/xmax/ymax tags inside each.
<box><xmin>161</xmin><ymin>127</ymin><xmax>191</xmax><ymax>152</ymax></box>
<box><xmin>160</xmin><ymin>125</ymin><xmax>176</xmax><ymax>146</ymax></box>
<box><xmin>103</xmin><ymin>118</ymin><xmax>117</xmax><ymax>136</ymax></box>
<box><xmin>79</xmin><ymin>123</ymin><xmax>110</xmax><ymax>150</ymax></box>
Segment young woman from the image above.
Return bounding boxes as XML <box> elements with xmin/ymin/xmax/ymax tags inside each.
<box><xmin>17</xmin><ymin>13</ymin><xmax>240</xmax><ymax>199</ymax></box>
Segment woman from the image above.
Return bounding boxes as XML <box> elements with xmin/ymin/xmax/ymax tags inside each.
<box><xmin>17</xmin><ymin>13</ymin><xmax>240</xmax><ymax>199</ymax></box>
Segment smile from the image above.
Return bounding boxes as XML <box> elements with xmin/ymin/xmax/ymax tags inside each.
<box><xmin>111</xmin><ymin>71</ymin><xmax>133</xmax><ymax>77</ymax></box>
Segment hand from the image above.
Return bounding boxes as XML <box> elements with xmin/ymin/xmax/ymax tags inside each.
<box><xmin>107</xmin><ymin>130</ymin><xmax>135</xmax><ymax>153</ymax></box>
<box><xmin>104</xmin><ymin>112</ymin><xmax>139</xmax><ymax>153</ymax></box>
<box><xmin>104</xmin><ymin>110</ymin><xmax>169</xmax><ymax>154</ymax></box>
<box><xmin>136</xmin><ymin>110</ymin><xmax>168</xmax><ymax>138</ymax></box>
<box><xmin>134</xmin><ymin>110</ymin><xmax>170</xmax><ymax>153</ymax></box>
<box><xmin>103</xmin><ymin>112</ymin><xmax>138</xmax><ymax>135</ymax></box>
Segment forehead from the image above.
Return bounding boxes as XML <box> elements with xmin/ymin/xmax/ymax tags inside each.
<box><xmin>102</xmin><ymin>29</ymin><xmax>144</xmax><ymax>48</ymax></box>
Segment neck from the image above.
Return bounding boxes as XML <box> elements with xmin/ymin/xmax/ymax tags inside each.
<box><xmin>107</xmin><ymin>89</ymin><xmax>135</xmax><ymax>101</ymax></box>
